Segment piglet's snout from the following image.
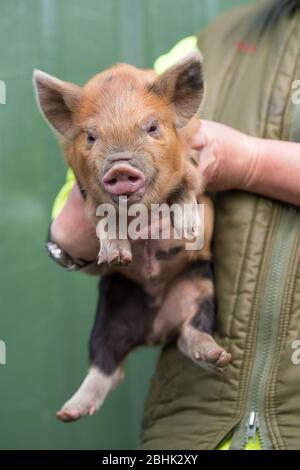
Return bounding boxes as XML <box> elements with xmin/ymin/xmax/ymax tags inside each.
<box><xmin>102</xmin><ymin>163</ymin><xmax>145</xmax><ymax>196</ymax></box>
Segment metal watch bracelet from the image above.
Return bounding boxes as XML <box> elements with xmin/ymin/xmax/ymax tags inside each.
<box><xmin>46</xmin><ymin>226</ymin><xmax>94</xmax><ymax>271</ymax></box>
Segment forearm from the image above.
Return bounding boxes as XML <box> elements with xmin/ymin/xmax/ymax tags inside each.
<box><xmin>242</xmin><ymin>138</ymin><xmax>300</xmax><ymax>207</ymax></box>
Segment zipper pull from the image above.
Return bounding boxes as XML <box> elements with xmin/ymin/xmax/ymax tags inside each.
<box><xmin>246</xmin><ymin>411</ymin><xmax>259</xmax><ymax>440</ymax></box>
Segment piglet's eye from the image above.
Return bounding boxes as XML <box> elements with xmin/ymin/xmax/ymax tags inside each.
<box><xmin>86</xmin><ymin>131</ymin><xmax>97</xmax><ymax>146</ymax></box>
<box><xmin>147</xmin><ymin>121</ymin><xmax>159</xmax><ymax>136</ymax></box>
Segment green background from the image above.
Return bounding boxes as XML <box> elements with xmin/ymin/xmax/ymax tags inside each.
<box><xmin>0</xmin><ymin>0</ymin><xmax>254</xmax><ymax>450</ymax></box>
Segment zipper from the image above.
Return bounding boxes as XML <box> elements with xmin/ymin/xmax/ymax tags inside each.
<box><xmin>246</xmin><ymin>411</ymin><xmax>259</xmax><ymax>441</ymax></box>
<box><xmin>230</xmin><ymin>206</ymin><xmax>300</xmax><ymax>450</ymax></box>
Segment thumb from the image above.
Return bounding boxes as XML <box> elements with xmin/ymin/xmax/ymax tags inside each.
<box><xmin>191</xmin><ymin>130</ymin><xmax>208</xmax><ymax>149</ymax></box>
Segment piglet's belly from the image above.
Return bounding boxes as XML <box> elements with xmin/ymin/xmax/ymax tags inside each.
<box><xmin>114</xmin><ymin>238</ymin><xmax>189</xmax><ymax>299</ymax></box>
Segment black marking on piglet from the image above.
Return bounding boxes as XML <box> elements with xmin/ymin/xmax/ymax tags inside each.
<box><xmin>185</xmin><ymin>259</ymin><xmax>214</xmax><ymax>281</ymax></box>
<box><xmin>186</xmin><ymin>260</ymin><xmax>216</xmax><ymax>334</ymax></box>
<box><xmin>89</xmin><ymin>273</ymin><xmax>156</xmax><ymax>375</ymax></box>
<box><xmin>191</xmin><ymin>296</ymin><xmax>216</xmax><ymax>334</ymax></box>
<box><xmin>156</xmin><ymin>246</ymin><xmax>183</xmax><ymax>260</ymax></box>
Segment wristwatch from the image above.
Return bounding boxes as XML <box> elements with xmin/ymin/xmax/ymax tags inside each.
<box><xmin>46</xmin><ymin>227</ymin><xmax>94</xmax><ymax>271</ymax></box>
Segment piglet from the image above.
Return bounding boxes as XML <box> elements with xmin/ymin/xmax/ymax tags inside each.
<box><xmin>34</xmin><ymin>53</ymin><xmax>231</xmax><ymax>422</ymax></box>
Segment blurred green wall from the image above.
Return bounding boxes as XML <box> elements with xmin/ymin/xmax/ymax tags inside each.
<box><xmin>0</xmin><ymin>0</ymin><xmax>254</xmax><ymax>450</ymax></box>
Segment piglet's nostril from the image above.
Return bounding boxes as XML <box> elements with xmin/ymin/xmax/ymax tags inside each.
<box><xmin>128</xmin><ymin>175</ymin><xmax>139</xmax><ymax>182</ymax></box>
<box><xmin>107</xmin><ymin>178</ymin><xmax>118</xmax><ymax>186</ymax></box>
<box><xmin>106</xmin><ymin>174</ymin><xmax>139</xmax><ymax>186</ymax></box>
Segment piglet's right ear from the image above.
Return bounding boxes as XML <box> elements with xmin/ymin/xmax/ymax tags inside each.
<box><xmin>33</xmin><ymin>70</ymin><xmax>82</xmax><ymax>139</ymax></box>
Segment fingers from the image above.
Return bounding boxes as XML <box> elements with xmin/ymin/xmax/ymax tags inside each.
<box><xmin>191</xmin><ymin>121</ymin><xmax>221</xmax><ymax>190</ymax></box>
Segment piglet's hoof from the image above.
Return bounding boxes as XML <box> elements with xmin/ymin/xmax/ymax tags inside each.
<box><xmin>178</xmin><ymin>330</ymin><xmax>232</xmax><ymax>375</ymax></box>
<box><xmin>97</xmin><ymin>240</ymin><xmax>132</xmax><ymax>266</ymax></box>
<box><xmin>194</xmin><ymin>345</ymin><xmax>232</xmax><ymax>375</ymax></box>
<box><xmin>56</xmin><ymin>405</ymin><xmax>96</xmax><ymax>423</ymax></box>
<box><xmin>56</xmin><ymin>409</ymin><xmax>80</xmax><ymax>423</ymax></box>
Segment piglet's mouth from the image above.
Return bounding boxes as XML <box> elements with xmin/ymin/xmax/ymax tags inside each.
<box><xmin>102</xmin><ymin>162</ymin><xmax>146</xmax><ymax>204</ymax></box>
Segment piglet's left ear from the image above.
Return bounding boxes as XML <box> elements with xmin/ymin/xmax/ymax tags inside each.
<box><xmin>150</xmin><ymin>51</ymin><xmax>204</xmax><ymax>127</ymax></box>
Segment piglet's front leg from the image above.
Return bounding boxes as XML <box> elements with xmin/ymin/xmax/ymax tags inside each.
<box><xmin>172</xmin><ymin>192</ymin><xmax>201</xmax><ymax>241</ymax></box>
<box><xmin>96</xmin><ymin>217</ymin><xmax>132</xmax><ymax>266</ymax></box>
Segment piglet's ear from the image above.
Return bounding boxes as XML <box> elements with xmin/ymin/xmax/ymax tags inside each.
<box><xmin>150</xmin><ymin>51</ymin><xmax>204</xmax><ymax>127</ymax></box>
<box><xmin>33</xmin><ymin>70</ymin><xmax>82</xmax><ymax>139</ymax></box>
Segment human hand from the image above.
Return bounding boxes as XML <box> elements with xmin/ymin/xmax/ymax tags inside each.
<box><xmin>50</xmin><ymin>183</ymin><xmax>99</xmax><ymax>262</ymax></box>
<box><xmin>192</xmin><ymin>120</ymin><xmax>258</xmax><ymax>192</ymax></box>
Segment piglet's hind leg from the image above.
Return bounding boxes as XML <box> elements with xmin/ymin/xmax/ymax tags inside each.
<box><xmin>178</xmin><ymin>295</ymin><xmax>231</xmax><ymax>374</ymax></box>
<box><xmin>57</xmin><ymin>273</ymin><xmax>155</xmax><ymax>422</ymax></box>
